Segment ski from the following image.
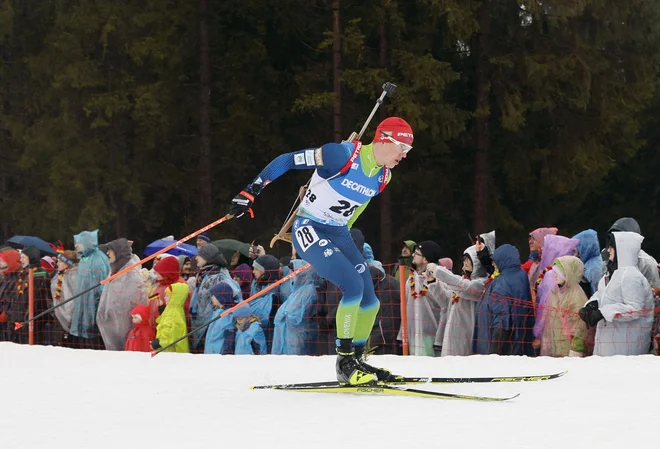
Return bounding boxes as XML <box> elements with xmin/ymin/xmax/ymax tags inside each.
<box><xmin>251</xmin><ymin>370</ymin><xmax>566</xmax><ymax>390</ymax></box>
<box><xmin>250</xmin><ymin>383</ymin><xmax>519</xmax><ymax>401</ymax></box>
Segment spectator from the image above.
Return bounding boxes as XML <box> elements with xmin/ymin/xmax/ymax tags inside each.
<box><xmin>177</xmin><ymin>256</ymin><xmax>192</xmax><ymax>281</ymax></box>
<box><xmin>272</xmin><ymin>260</ymin><xmax>320</xmax><ymax>355</ymax></box>
<box><xmin>607</xmin><ymin>218</ymin><xmax>660</xmax><ymax>289</ymax></box>
<box><xmin>189</xmin><ymin>244</ymin><xmax>240</xmax><ymax>350</ymax></box>
<box><xmin>97</xmin><ymin>238</ymin><xmax>148</xmax><ymax>350</ymax></box>
<box><xmin>70</xmin><ymin>230</ymin><xmax>110</xmax><ymax>349</ymax></box>
<box><xmin>607</xmin><ymin>218</ymin><xmax>659</xmax><ymax>355</ymax></box>
<box><xmin>51</xmin><ymin>251</ymin><xmax>79</xmax><ymax>344</ymax></box>
<box><xmin>21</xmin><ymin>245</ymin><xmax>57</xmax><ymax>344</ymax></box>
<box><xmin>439</xmin><ymin>258</ymin><xmax>453</xmax><ymax>272</ymax></box>
<box><xmin>125</xmin><ymin>304</ymin><xmax>155</xmax><ymax>352</ymax></box>
<box><xmin>231</xmin><ymin>263</ymin><xmax>253</xmax><ymax>301</ymax></box>
<box><xmin>523</xmin><ymin>227</ymin><xmax>559</xmax><ymax>292</ymax></box>
<box><xmin>580</xmin><ymin>231</ymin><xmax>655</xmax><ymax>356</ymax></box>
<box><xmin>434</xmin><ymin>231</ymin><xmax>495</xmax><ymax>356</ymax></box>
<box><xmin>398</xmin><ymin>240</ymin><xmax>447</xmax><ymax>356</ymax></box>
<box><xmin>234</xmin><ymin>304</ymin><xmax>267</xmax><ymax>355</ymax></box>
<box><xmin>368</xmin><ymin>261</ymin><xmax>402</xmax><ymax>355</ymax></box>
<box><xmin>572</xmin><ymin>229</ymin><xmax>602</xmax><ymax>296</ymax></box>
<box><xmin>196</xmin><ymin>232</ymin><xmax>211</xmax><ymax>249</ymax></box>
<box><xmin>250</xmin><ymin>254</ymin><xmax>281</xmax><ymax>347</ymax></box>
<box><xmin>532</xmin><ymin>235</ymin><xmax>580</xmax><ymax>350</ymax></box>
<box><xmin>350</xmin><ymin>228</ymin><xmax>375</xmax><ymax>264</ymax></box>
<box><xmin>0</xmin><ymin>250</ymin><xmax>28</xmax><ymax>343</ymax></box>
<box><xmin>40</xmin><ymin>256</ymin><xmax>57</xmax><ymax>275</ymax></box>
<box><xmin>141</xmin><ymin>253</ymin><xmax>177</xmax><ymax>298</ymax></box>
<box><xmin>392</xmin><ymin>240</ymin><xmax>416</xmax><ymax>283</ymax></box>
<box><xmin>474</xmin><ymin>244</ymin><xmax>534</xmax><ymax>356</ymax></box>
<box><xmin>540</xmin><ymin>256</ymin><xmax>588</xmax><ymax>357</ymax></box>
<box><xmin>149</xmin><ymin>256</ymin><xmax>191</xmax><ymax>329</ymax></box>
<box><xmin>152</xmin><ymin>282</ymin><xmax>190</xmax><ymax>353</ymax></box>
<box><xmin>204</xmin><ymin>282</ymin><xmax>238</xmax><ymax>354</ymax></box>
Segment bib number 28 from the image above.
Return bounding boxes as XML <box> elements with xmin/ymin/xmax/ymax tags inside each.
<box><xmin>329</xmin><ymin>200</ymin><xmax>358</xmax><ymax>217</ymax></box>
<box><xmin>295</xmin><ymin>225</ymin><xmax>320</xmax><ymax>252</ymax></box>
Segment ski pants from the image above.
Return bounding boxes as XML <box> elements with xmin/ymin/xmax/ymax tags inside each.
<box><xmin>291</xmin><ymin>216</ymin><xmax>379</xmax><ymax>346</ymax></box>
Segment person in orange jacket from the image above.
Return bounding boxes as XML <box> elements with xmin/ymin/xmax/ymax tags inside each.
<box><xmin>125</xmin><ymin>304</ymin><xmax>156</xmax><ymax>352</ymax></box>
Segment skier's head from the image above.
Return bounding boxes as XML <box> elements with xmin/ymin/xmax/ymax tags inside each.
<box><xmin>372</xmin><ymin>117</ymin><xmax>413</xmax><ymax>169</ymax></box>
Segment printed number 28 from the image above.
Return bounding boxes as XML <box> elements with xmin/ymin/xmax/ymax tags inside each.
<box><xmin>329</xmin><ymin>200</ymin><xmax>358</xmax><ymax>217</ymax></box>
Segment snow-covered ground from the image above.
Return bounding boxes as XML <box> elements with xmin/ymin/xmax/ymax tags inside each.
<box><xmin>1</xmin><ymin>343</ymin><xmax>658</xmax><ymax>449</ymax></box>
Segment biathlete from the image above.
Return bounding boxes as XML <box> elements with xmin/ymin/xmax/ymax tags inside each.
<box><xmin>229</xmin><ymin>117</ymin><xmax>414</xmax><ymax>385</ymax></box>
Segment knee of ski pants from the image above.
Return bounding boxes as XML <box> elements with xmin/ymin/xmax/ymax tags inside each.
<box><xmin>338</xmin><ymin>269</ymin><xmax>365</xmax><ymax>306</ymax></box>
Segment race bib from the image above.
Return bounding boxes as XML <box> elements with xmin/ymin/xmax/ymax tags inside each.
<box><xmin>295</xmin><ymin>225</ymin><xmax>320</xmax><ymax>252</ymax></box>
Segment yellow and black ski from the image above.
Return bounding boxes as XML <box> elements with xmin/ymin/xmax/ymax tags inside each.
<box><xmin>251</xmin><ymin>370</ymin><xmax>566</xmax><ymax>391</ymax></box>
<box><xmin>250</xmin><ymin>383</ymin><xmax>520</xmax><ymax>401</ymax></box>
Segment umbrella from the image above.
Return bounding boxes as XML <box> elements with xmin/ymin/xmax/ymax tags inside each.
<box><xmin>7</xmin><ymin>235</ymin><xmax>57</xmax><ymax>255</ymax></box>
<box><xmin>144</xmin><ymin>239</ymin><xmax>198</xmax><ymax>258</ymax></box>
<box><xmin>212</xmin><ymin>239</ymin><xmax>251</xmax><ymax>257</ymax></box>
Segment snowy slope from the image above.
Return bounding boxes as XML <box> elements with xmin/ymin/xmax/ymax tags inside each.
<box><xmin>1</xmin><ymin>343</ymin><xmax>658</xmax><ymax>449</ymax></box>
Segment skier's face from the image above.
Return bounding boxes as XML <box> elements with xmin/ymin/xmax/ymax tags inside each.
<box><xmin>373</xmin><ymin>141</ymin><xmax>409</xmax><ymax>169</ymax></box>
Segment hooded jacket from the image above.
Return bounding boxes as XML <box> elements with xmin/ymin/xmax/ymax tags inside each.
<box><xmin>156</xmin><ymin>282</ymin><xmax>190</xmax><ymax>353</ymax></box>
<box><xmin>0</xmin><ymin>250</ymin><xmax>28</xmax><ymax>343</ymax></box>
<box><xmin>434</xmin><ymin>231</ymin><xmax>494</xmax><ymax>356</ymax></box>
<box><xmin>572</xmin><ymin>229</ymin><xmax>602</xmax><ymax>295</ymax></box>
<box><xmin>97</xmin><ymin>244</ymin><xmax>148</xmax><ymax>350</ymax></box>
<box><xmin>70</xmin><ymin>230</ymin><xmax>111</xmax><ymax>339</ymax></box>
<box><xmin>204</xmin><ymin>282</ymin><xmax>238</xmax><ymax>354</ymax></box>
<box><xmin>540</xmin><ymin>256</ymin><xmax>588</xmax><ymax>356</ymax></box>
<box><xmin>474</xmin><ymin>245</ymin><xmax>534</xmax><ymax>356</ymax></box>
<box><xmin>606</xmin><ymin>218</ymin><xmax>660</xmax><ymax>289</ymax></box>
<box><xmin>533</xmin><ymin>235</ymin><xmax>580</xmax><ymax>339</ymax></box>
<box><xmin>125</xmin><ymin>304</ymin><xmax>156</xmax><ymax>352</ymax></box>
<box><xmin>271</xmin><ymin>262</ymin><xmax>319</xmax><ymax>355</ymax></box>
<box><xmin>588</xmin><ymin>232</ymin><xmax>654</xmax><ymax>356</ymax></box>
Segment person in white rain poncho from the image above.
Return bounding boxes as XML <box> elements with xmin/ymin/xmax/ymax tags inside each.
<box><xmin>433</xmin><ymin>231</ymin><xmax>495</xmax><ymax>356</ymax></box>
<box><xmin>398</xmin><ymin>241</ymin><xmax>450</xmax><ymax>357</ymax></box>
<box><xmin>96</xmin><ymin>239</ymin><xmax>148</xmax><ymax>350</ymax></box>
<box><xmin>579</xmin><ymin>231</ymin><xmax>655</xmax><ymax>356</ymax></box>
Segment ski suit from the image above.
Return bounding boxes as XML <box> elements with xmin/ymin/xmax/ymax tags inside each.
<box><xmin>250</xmin><ymin>142</ymin><xmax>389</xmax><ymax>346</ymax></box>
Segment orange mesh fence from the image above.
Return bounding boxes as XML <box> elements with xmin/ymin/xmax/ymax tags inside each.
<box><xmin>1</xmin><ymin>262</ymin><xmax>658</xmax><ymax>356</ymax></box>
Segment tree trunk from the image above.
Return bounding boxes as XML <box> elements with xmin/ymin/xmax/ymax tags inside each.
<box><xmin>378</xmin><ymin>0</ymin><xmax>393</xmax><ymax>263</ymax></box>
<box><xmin>332</xmin><ymin>0</ymin><xmax>342</xmax><ymax>142</ymax></box>
<box><xmin>473</xmin><ymin>0</ymin><xmax>492</xmax><ymax>234</ymax></box>
<box><xmin>198</xmin><ymin>0</ymin><xmax>213</xmax><ymax>225</ymax></box>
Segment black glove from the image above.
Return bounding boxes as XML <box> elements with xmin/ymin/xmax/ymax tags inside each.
<box><xmin>230</xmin><ymin>182</ymin><xmax>262</xmax><ymax>218</ymax></box>
<box><xmin>151</xmin><ymin>338</ymin><xmax>161</xmax><ymax>350</ymax></box>
<box><xmin>579</xmin><ymin>301</ymin><xmax>604</xmax><ymax>328</ymax></box>
<box><xmin>250</xmin><ymin>340</ymin><xmax>261</xmax><ymax>355</ymax></box>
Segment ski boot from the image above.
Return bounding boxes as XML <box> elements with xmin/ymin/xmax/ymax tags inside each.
<box><xmin>336</xmin><ymin>340</ymin><xmax>377</xmax><ymax>385</ymax></box>
<box><xmin>354</xmin><ymin>345</ymin><xmax>397</xmax><ymax>382</ymax></box>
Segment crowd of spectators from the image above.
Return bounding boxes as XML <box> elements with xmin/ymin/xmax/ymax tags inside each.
<box><xmin>1</xmin><ymin>216</ymin><xmax>658</xmax><ymax>357</ymax></box>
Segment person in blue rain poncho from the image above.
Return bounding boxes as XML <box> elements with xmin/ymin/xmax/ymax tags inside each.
<box><xmin>272</xmin><ymin>259</ymin><xmax>321</xmax><ymax>355</ymax></box>
<box><xmin>189</xmin><ymin>244</ymin><xmax>241</xmax><ymax>350</ymax></box>
<box><xmin>69</xmin><ymin>230</ymin><xmax>110</xmax><ymax>347</ymax></box>
<box><xmin>474</xmin><ymin>244</ymin><xmax>534</xmax><ymax>356</ymax></box>
<box><xmin>572</xmin><ymin>229</ymin><xmax>602</xmax><ymax>296</ymax></box>
<box><xmin>249</xmin><ymin>255</ymin><xmax>281</xmax><ymax>327</ymax></box>
<box><xmin>234</xmin><ymin>303</ymin><xmax>267</xmax><ymax>355</ymax></box>
<box><xmin>204</xmin><ymin>282</ymin><xmax>239</xmax><ymax>354</ymax></box>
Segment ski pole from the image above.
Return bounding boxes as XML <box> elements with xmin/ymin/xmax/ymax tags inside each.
<box><xmin>15</xmin><ymin>213</ymin><xmax>236</xmax><ymax>331</ymax></box>
<box><xmin>151</xmin><ymin>262</ymin><xmax>310</xmax><ymax>355</ymax></box>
